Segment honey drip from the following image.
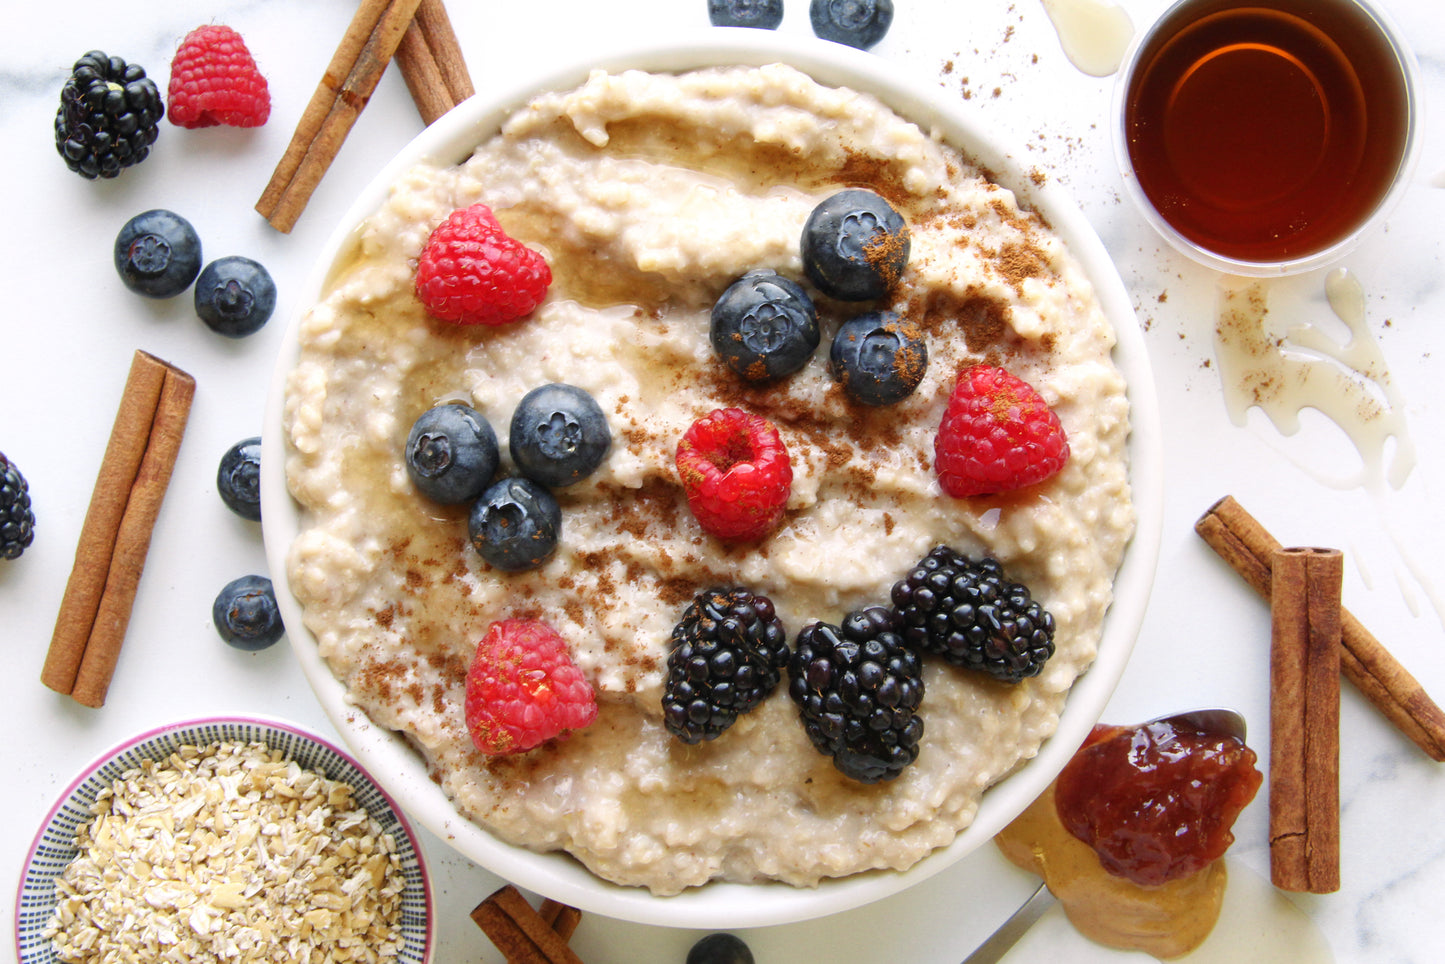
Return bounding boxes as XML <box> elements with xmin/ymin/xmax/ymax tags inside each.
<box><xmin>1213</xmin><ymin>271</ymin><xmax>1415</xmax><ymax>491</ymax></box>
<box><xmin>1039</xmin><ymin>0</ymin><xmax>1135</xmax><ymax>76</ymax></box>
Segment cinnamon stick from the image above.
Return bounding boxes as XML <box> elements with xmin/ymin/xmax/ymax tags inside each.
<box><xmin>41</xmin><ymin>351</ymin><xmax>195</xmax><ymax>707</ymax></box>
<box><xmin>256</xmin><ymin>0</ymin><xmax>425</xmax><ymax>232</ymax></box>
<box><xmin>1195</xmin><ymin>495</ymin><xmax>1445</xmax><ymax>761</ymax></box>
<box><xmin>395</xmin><ymin>0</ymin><xmax>473</xmax><ymax>125</ymax></box>
<box><xmin>471</xmin><ymin>885</ymin><xmax>584</xmax><ymax>964</ymax></box>
<box><xmin>537</xmin><ymin>899</ymin><xmax>582</xmax><ymax>943</ymax></box>
<box><xmin>1269</xmin><ymin>547</ymin><xmax>1342</xmax><ymax>893</ymax></box>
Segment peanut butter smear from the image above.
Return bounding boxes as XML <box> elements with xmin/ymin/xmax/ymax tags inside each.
<box><xmin>995</xmin><ymin>782</ymin><xmax>1226</xmax><ymax>960</ymax></box>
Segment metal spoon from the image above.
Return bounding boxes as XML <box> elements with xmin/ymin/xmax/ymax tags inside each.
<box><xmin>960</xmin><ymin>708</ymin><xmax>1249</xmax><ymax>964</ymax></box>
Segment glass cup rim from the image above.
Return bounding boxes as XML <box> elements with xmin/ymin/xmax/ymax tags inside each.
<box><xmin>1111</xmin><ymin>0</ymin><xmax>1423</xmax><ymax>277</ymax></box>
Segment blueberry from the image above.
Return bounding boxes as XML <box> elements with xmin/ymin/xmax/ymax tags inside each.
<box><xmin>801</xmin><ymin>188</ymin><xmax>909</xmax><ymax>300</ymax></box>
<box><xmin>708</xmin><ymin>0</ymin><xmax>783</xmax><ymax>28</ymax></box>
<box><xmin>810</xmin><ymin>0</ymin><xmax>894</xmax><ymax>49</ymax></box>
<box><xmin>508</xmin><ymin>384</ymin><xmax>611</xmax><ymax>487</ymax></box>
<box><xmin>195</xmin><ymin>256</ymin><xmax>277</xmax><ymax>338</ymax></box>
<box><xmin>829</xmin><ymin>310</ymin><xmax>928</xmax><ymax>405</ymax></box>
<box><xmin>212</xmin><ymin>575</ymin><xmax>285</xmax><ymax>650</ymax></box>
<box><xmin>114</xmin><ymin>209</ymin><xmax>202</xmax><ymax>298</ymax></box>
<box><xmin>686</xmin><ymin>933</ymin><xmax>755</xmax><ymax>964</ymax></box>
<box><xmin>710</xmin><ymin>269</ymin><xmax>820</xmax><ymax>381</ymax></box>
<box><xmin>217</xmin><ymin>436</ymin><xmax>263</xmax><ymax>521</ymax></box>
<box><xmin>468</xmin><ymin>477</ymin><xmax>561</xmax><ymax>572</ymax></box>
<box><xmin>406</xmin><ymin>403</ymin><xmax>500</xmax><ymax>504</ymax></box>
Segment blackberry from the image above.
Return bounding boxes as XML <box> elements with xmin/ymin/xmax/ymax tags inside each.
<box><xmin>890</xmin><ymin>545</ymin><xmax>1056</xmax><ymax>683</ymax></box>
<box><xmin>1</xmin><ymin>452</ymin><xmax>36</xmax><ymax>560</ymax></box>
<box><xmin>662</xmin><ymin>587</ymin><xmax>789</xmax><ymax>743</ymax></box>
<box><xmin>787</xmin><ymin>607</ymin><xmax>924</xmax><ymax>783</ymax></box>
<box><xmin>54</xmin><ymin>51</ymin><xmax>164</xmax><ymax>179</ymax></box>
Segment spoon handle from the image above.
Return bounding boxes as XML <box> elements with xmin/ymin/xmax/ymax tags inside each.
<box><xmin>960</xmin><ymin>882</ymin><xmax>1058</xmax><ymax>964</ymax></box>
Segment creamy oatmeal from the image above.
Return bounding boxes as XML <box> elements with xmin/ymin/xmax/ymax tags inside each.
<box><xmin>283</xmin><ymin>64</ymin><xmax>1134</xmax><ymax>895</ymax></box>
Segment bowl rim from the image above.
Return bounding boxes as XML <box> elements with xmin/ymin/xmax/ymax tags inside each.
<box><xmin>1110</xmin><ymin>0</ymin><xmax>1424</xmax><ymax>277</ymax></box>
<box><xmin>260</xmin><ymin>28</ymin><xmax>1164</xmax><ymax>929</ymax></box>
<box><xmin>14</xmin><ymin>713</ymin><xmax>435</xmax><ymax>964</ymax></box>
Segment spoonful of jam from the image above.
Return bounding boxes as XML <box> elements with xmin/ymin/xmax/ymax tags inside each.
<box><xmin>981</xmin><ymin>708</ymin><xmax>1260</xmax><ymax>962</ymax></box>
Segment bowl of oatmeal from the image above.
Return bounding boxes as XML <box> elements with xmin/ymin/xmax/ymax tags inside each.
<box><xmin>15</xmin><ymin>716</ymin><xmax>433</xmax><ymax>964</ymax></box>
<box><xmin>261</xmin><ymin>31</ymin><xmax>1162</xmax><ymax>927</ymax></box>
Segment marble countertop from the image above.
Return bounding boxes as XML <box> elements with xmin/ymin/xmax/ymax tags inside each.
<box><xmin>3</xmin><ymin>1</ymin><xmax>1442</xmax><ymax>961</ymax></box>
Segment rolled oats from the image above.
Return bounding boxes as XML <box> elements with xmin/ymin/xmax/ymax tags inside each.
<box><xmin>43</xmin><ymin>740</ymin><xmax>408</xmax><ymax>963</ymax></box>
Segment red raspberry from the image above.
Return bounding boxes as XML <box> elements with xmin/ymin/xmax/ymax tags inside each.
<box><xmin>933</xmin><ymin>365</ymin><xmax>1070</xmax><ymax>498</ymax></box>
<box><xmin>676</xmin><ymin>408</ymin><xmax>792</xmax><ymax>542</ymax></box>
<box><xmin>415</xmin><ymin>204</ymin><xmax>552</xmax><ymax>326</ymax></box>
<box><xmin>464</xmin><ymin>619</ymin><xmax>597</xmax><ymax>755</ymax></box>
<box><xmin>167</xmin><ymin>25</ymin><xmax>270</xmax><ymax>129</ymax></box>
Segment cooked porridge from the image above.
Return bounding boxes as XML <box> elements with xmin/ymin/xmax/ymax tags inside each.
<box><xmin>283</xmin><ymin>64</ymin><xmax>1134</xmax><ymax>895</ymax></box>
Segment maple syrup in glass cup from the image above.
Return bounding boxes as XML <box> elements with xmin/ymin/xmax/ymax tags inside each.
<box><xmin>1114</xmin><ymin>0</ymin><xmax>1420</xmax><ymax>275</ymax></box>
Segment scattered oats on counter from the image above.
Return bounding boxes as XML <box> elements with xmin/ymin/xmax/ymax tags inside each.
<box><xmin>43</xmin><ymin>740</ymin><xmax>408</xmax><ymax>964</ymax></box>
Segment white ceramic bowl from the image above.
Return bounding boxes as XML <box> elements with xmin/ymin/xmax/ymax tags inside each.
<box><xmin>261</xmin><ymin>31</ymin><xmax>1163</xmax><ymax>929</ymax></box>
<box><xmin>14</xmin><ymin>715</ymin><xmax>434</xmax><ymax>963</ymax></box>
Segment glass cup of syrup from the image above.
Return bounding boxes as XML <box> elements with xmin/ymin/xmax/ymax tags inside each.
<box><xmin>1114</xmin><ymin>0</ymin><xmax>1420</xmax><ymax>275</ymax></box>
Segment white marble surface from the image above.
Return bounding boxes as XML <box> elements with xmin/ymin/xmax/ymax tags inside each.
<box><xmin>3</xmin><ymin>1</ymin><xmax>1442</xmax><ymax>962</ymax></box>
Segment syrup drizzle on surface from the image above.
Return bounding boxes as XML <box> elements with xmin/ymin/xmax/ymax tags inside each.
<box><xmin>1039</xmin><ymin>0</ymin><xmax>1135</xmax><ymax>76</ymax></box>
<box><xmin>1213</xmin><ymin>271</ymin><xmax>1414</xmax><ymax>491</ymax></box>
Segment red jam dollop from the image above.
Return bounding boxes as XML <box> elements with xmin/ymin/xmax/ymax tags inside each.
<box><xmin>1054</xmin><ymin>719</ymin><xmax>1262</xmax><ymax>887</ymax></box>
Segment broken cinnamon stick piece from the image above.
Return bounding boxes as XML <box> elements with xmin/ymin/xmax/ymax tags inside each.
<box><xmin>1269</xmin><ymin>547</ymin><xmax>1342</xmax><ymax>894</ymax></box>
<box><xmin>396</xmin><ymin>0</ymin><xmax>473</xmax><ymax>125</ymax></box>
<box><xmin>256</xmin><ymin>0</ymin><xmax>425</xmax><ymax>232</ymax></box>
<box><xmin>1196</xmin><ymin>496</ymin><xmax>1445</xmax><ymax>761</ymax></box>
<box><xmin>471</xmin><ymin>885</ymin><xmax>583</xmax><ymax>964</ymax></box>
<box><xmin>41</xmin><ymin>351</ymin><xmax>194</xmax><ymax>707</ymax></box>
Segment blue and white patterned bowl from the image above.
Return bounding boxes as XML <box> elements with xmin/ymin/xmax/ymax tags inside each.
<box><xmin>14</xmin><ymin>716</ymin><xmax>434</xmax><ymax>964</ymax></box>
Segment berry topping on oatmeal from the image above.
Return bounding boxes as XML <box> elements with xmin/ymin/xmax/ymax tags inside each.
<box><xmin>801</xmin><ymin>188</ymin><xmax>909</xmax><ymax>300</ymax></box>
<box><xmin>788</xmin><ymin>607</ymin><xmax>924</xmax><ymax>783</ymax></box>
<box><xmin>464</xmin><ymin>618</ymin><xmax>598</xmax><ymax>755</ymax></box>
<box><xmin>662</xmin><ymin>587</ymin><xmax>791</xmax><ymax>744</ymax></box>
<box><xmin>933</xmin><ymin>365</ymin><xmax>1070</xmax><ymax>498</ymax></box>
<box><xmin>468</xmin><ymin>476</ymin><xmax>561</xmax><ymax>572</ymax></box>
<box><xmin>416</xmin><ymin>203</ymin><xmax>552</xmax><ymax>325</ymax></box>
<box><xmin>710</xmin><ymin>269</ymin><xmax>820</xmax><ymax>382</ymax></box>
<box><xmin>509</xmin><ymin>383</ymin><xmax>611</xmax><ymax>487</ymax></box>
<box><xmin>675</xmin><ymin>408</ymin><xmax>793</xmax><ymax>542</ymax></box>
<box><xmin>167</xmin><ymin>25</ymin><xmax>271</xmax><ymax>129</ymax></box>
<box><xmin>891</xmin><ymin>545</ymin><xmax>1056</xmax><ymax>682</ymax></box>
<box><xmin>406</xmin><ymin>403</ymin><xmax>500</xmax><ymax>504</ymax></box>
<box><xmin>828</xmin><ymin>310</ymin><xmax>928</xmax><ymax>405</ymax></box>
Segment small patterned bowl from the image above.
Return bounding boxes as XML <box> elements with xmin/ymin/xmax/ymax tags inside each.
<box><xmin>14</xmin><ymin>716</ymin><xmax>434</xmax><ymax>964</ymax></box>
